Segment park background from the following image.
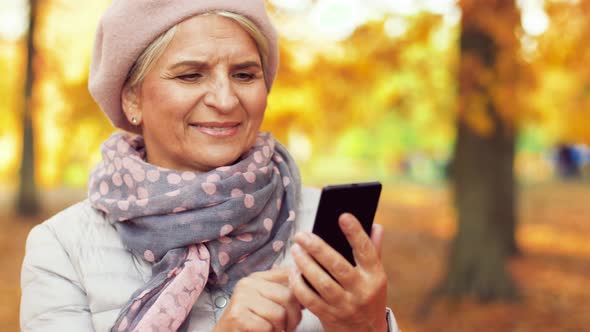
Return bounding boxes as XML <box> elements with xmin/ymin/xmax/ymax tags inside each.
<box><xmin>1</xmin><ymin>0</ymin><xmax>590</xmax><ymax>331</ymax></box>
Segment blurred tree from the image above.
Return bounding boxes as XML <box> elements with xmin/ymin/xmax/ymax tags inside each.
<box><xmin>438</xmin><ymin>0</ymin><xmax>530</xmax><ymax>302</ymax></box>
<box><xmin>17</xmin><ymin>0</ymin><xmax>41</xmax><ymax>216</ymax></box>
<box><xmin>265</xmin><ymin>12</ymin><xmax>454</xmax><ymax>181</ymax></box>
<box><xmin>528</xmin><ymin>0</ymin><xmax>590</xmax><ymax>144</ymax></box>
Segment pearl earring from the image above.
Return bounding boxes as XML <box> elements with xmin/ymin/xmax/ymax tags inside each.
<box><xmin>131</xmin><ymin>117</ymin><xmax>138</xmax><ymax>124</ymax></box>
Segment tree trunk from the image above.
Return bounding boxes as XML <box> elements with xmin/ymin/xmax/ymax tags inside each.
<box><xmin>17</xmin><ymin>0</ymin><xmax>41</xmax><ymax>216</ymax></box>
<box><xmin>445</xmin><ymin>117</ymin><xmax>517</xmax><ymax>301</ymax></box>
<box><xmin>441</xmin><ymin>0</ymin><xmax>520</xmax><ymax>301</ymax></box>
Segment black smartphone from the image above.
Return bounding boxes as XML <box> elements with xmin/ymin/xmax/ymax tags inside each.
<box><xmin>303</xmin><ymin>181</ymin><xmax>382</xmax><ymax>291</ymax></box>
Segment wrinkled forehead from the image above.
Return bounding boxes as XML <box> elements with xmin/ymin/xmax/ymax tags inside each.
<box><xmin>169</xmin><ymin>14</ymin><xmax>261</xmax><ymax>59</ymax></box>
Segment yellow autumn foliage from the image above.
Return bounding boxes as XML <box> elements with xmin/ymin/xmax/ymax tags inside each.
<box><xmin>3</xmin><ymin>0</ymin><xmax>590</xmax><ymax>187</ymax></box>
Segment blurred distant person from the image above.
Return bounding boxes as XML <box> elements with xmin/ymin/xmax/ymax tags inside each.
<box><xmin>19</xmin><ymin>1</ymin><xmax>399</xmax><ymax>331</ymax></box>
<box><xmin>556</xmin><ymin>143</ymin><xmax>581</xmax><ymax>179</ymax></box>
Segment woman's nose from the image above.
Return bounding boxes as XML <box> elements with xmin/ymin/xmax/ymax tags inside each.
<box><xmin>203</xmin><ymin>76</ymin><xmax>239</xmax><ymax>113</ymax></box>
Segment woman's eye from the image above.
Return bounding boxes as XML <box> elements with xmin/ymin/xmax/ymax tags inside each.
<box><xmin>176</xmin><ymin>73</ymin><xmax>202</xmax><ymax>81</ymax></box>
<box><xmin>234</xmin><ymin>72</ymin><xmax>256</xmax><ymax>81</ymax></box>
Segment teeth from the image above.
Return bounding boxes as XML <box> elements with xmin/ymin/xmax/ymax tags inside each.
<box><xmin>193</xmin><ymin>125</ymin><xmax>235</xmax><ymax>131</ymax></box>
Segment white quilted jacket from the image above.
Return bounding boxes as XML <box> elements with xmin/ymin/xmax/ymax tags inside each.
<box><xmin>20</xmin><ymin>186</ymin><xmax>399</xmax><ymax>331</ymax></box>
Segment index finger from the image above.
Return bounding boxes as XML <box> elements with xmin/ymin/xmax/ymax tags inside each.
<box><xmin>339</xmin><ymin>213</ymin><xmax>380</xmax><ymax>269</ymax></box>
<box><xmin>371</xmin><ymin>223</ymin><xmax>384</xmax><ymax>259</ymax></box>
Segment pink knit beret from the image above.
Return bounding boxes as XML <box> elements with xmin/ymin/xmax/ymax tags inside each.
<box><xmin>88</xmin><ymin>0</ymin><xmax>279</xmax><ymax>133</ymax></box>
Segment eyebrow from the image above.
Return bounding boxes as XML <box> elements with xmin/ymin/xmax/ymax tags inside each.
<box><xmin>168</xmin><ymin>60</ymin><xmax>207</xmax><ymax>71</ymax></box>
<box><xmin>167</xmin><ymin>60</ymin><xmax>262</xmax><ymax>71</ymax></box>
<box><xmin>232</xmin><ymin>61</ymin><xmax>262</xmax><ymax>71</ymax></box>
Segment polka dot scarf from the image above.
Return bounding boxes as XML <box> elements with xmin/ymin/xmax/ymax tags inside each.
<box><xmin>88</xmin><ymin>131</ymin><xmax>301</xmax><ymax>332</ymax></box>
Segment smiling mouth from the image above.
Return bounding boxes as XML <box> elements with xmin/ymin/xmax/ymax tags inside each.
<box><xmin>189</xmin><ymin>122</ymin><xmax>241</xmax><ymax>137</ymax></box>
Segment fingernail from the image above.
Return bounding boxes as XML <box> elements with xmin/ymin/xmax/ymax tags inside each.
<box><xmin>289</xmin><ymin>267</ymin><xmax>299</xmax><ymax>283</ymax></box>
<box><xmin>340</xmin><ymin>213</ymin><xmax>352</xmax><ymax>228</ymax></box>
<box><xmin>295</xmin><ymin>232</ymin><xmax>310</xmax><ymax>246</ymax></box>
<box><xmin>291</xmin><ymin>243</ymin><xmax>303</xmax><ymax>256</ymax></box>
<box><xmin>301</xmin><ymin>232</ymin><xmax>312</xmax><ymax>246</ymax></box>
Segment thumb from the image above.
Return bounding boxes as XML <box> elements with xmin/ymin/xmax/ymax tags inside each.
<box><xmin>254</xmin><ymin>266</ymin><xmax>290</xmax><ymax>285</ymax></box>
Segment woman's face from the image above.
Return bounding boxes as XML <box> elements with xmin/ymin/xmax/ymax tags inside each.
<box><xmin>125</xmin><ymin>14</ymin><xmax>268</xmax><ymax>172</ymax></box>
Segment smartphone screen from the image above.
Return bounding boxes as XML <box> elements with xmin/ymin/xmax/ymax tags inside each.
<box><xmin>311</xmin><ymin>181</ymin><xmax>382</xmax><ymax>266</ymax></box>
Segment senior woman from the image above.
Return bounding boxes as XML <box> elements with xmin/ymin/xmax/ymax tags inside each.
<box><xmin>20</xmin><ymin>1</ymin><xmax>399</xmax><ymax>331</ymax></box>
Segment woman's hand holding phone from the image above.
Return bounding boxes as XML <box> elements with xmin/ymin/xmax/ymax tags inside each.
<box><xmin>288</xmin><ymin>213</ymin><xmax>388</xmax><ymax>332</ymax></box>
<box><xmin>215</xmin><ymin>268</ymin><xmax>302</xmax><ymax>332</ymax></box>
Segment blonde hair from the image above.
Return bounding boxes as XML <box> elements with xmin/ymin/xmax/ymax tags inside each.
<box><xmin>125</xmin><ymin>11</ymin><xmax>270</xmax><ymax>90</ymax></box>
